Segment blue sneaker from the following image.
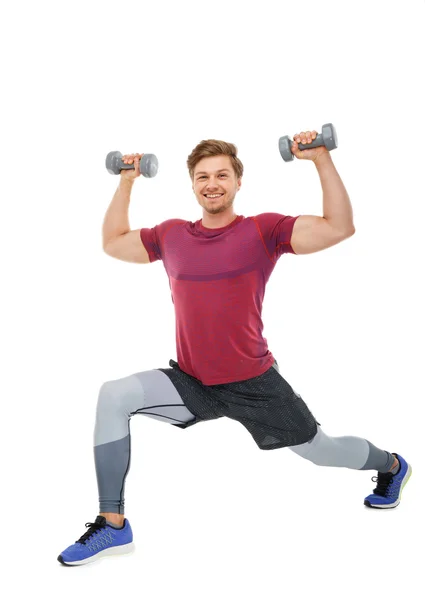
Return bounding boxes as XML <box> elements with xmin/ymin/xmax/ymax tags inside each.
<box><xmin>58</xmin><ymin>515</ymin><xmax>134</xmax><ymax>566</ymax></box>
<box><xmin>364</xmin><ymin>453</ymin><xmax>412</xmax><ymax>509</ymax></box>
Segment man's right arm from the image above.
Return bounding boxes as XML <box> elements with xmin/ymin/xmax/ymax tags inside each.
<box><xmin>102</xmin><ymin>172</ymin><xmax>150</xmax><ymax>264</ymax></box>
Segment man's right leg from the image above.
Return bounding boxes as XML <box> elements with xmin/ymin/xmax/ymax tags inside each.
<box><xmin>94</xmin><ymin>368</ymin><xmax>197</xmax><ymax>524</ymax></box>
<box><xmin>58</xmin><ymin>368</ymin><xmax>197</xmax><ymax>566</ymax></box>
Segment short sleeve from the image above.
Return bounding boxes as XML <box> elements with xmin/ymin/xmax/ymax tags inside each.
<box><xmin>140</xmin><ymin>218</ymin><xmax>186</xmax><ymax>263</ymax></box>
<box><xmin>140</xmin><ymin>225</ymin><xmax>162</xmax><ymax>263</ymax></box>
<box><xmin>254</xmin><ymin>212</ymin><xmax>300</xmax><ymax>259</ymax></box>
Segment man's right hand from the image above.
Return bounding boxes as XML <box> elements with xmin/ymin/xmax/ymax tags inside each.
<box><xmin>120</xmin><ymin>153</ymin><xmax>144</xmax><ymax>182</ymax></box>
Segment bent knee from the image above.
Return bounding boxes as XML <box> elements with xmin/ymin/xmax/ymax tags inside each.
<box><xmin>96</xmin><ymin>375</ymin><xmax>144</xmax><ymax>418</ymax></box>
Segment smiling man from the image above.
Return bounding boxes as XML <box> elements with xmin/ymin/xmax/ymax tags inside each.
<box><xmin>192</xmin><ymin>155</ymin><xmax>240</xmax><ymax>224</ymax></box>
<box><xmin>57</xmin><ymin>134</ymin><xmax>412</xmax><ymax>567</ymax></box>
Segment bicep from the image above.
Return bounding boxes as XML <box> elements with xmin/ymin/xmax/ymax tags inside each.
<box><xmin>290</xmin><ymin>215</ymin><xmax>353</xmax><ymax>255</ymax></box>
<box><xmin>103</xmin><ymin>230</ymin><xmax>151</xmax><ymax>264</ymax></box>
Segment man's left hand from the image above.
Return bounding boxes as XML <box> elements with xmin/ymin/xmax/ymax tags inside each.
<box><xmin>292</xmin><ymin>130</ymin><xmax>329</xmax><ymax>162</ymax></box>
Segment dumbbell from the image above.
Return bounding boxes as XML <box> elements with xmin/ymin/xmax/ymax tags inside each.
<box><xmin>278</xmin><ymin>123</ymin><xmax>338</xmax><ymax>162</ymax></box>
<box><xmin>105</xmin><ymin>151</ymin><xmax>159</xmax><ymax>178</ymax></box>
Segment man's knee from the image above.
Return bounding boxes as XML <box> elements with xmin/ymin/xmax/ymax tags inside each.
<box><xmin>94</xmin><ymin>378</ymin><xmax>138</xmax><ymax>447</ymax></box>
<box><xmin>96</xmin><ymin>377</ymin><xmax>138</xmax><ymax>419</ymax></box>
<box><xmin>288</xmin><ymin>426</ymin><xmax>324</xmax><ymax>463</ymax></box>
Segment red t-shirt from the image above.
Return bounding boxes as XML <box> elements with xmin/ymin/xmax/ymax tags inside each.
<box><xmin>140</xmin><ymin>213</ymin><xmax>299</xmax><ymax>385</ymax></box>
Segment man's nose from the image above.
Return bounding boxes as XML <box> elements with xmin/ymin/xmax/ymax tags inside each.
<box><xmin>205</xmin><ymin>178</ymin><xmax>219</xmax><ymax>188</ymax></box>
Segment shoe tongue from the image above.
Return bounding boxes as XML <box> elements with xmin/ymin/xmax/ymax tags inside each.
<box><xmin>95</xmin><ymin>516</ymin><xmax>107</xmax><ymax>526</ymax></box>
<box><xmin>378</xmin><ymin>471</ymin><xmax>393</xmax><ymax>478</ymax></box>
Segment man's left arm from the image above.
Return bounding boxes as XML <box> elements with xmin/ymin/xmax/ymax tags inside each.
<box><xmin>289</xmin><ymin>130</ymin><xmax>355</xmax><ymax>255</ymax></box>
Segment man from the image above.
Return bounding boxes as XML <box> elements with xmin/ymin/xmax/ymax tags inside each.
<box><xmin>58</xmin><ymin>131</ymin><xmax>412</xmax><ymax>567</ymax></box>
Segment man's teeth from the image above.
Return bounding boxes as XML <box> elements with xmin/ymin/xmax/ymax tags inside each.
<box><xmin>205</xmin><ymin>194</ymin><xmax>223</xmax><ymax>198</ymax></box>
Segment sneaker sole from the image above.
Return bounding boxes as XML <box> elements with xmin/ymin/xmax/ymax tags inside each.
<box><xmin>364</xmin><ymin>464</ymin><xmax>412</xmax><ymax>509</ymax></box>
<box><xmin>58</xmin><ymin>542</ymin><xmax>135</xmax><ymax>566</ymax></box>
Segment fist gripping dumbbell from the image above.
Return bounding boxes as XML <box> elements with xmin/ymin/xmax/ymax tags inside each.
<box><xmin>105</xmin><ymin>151</ymin><xmax>159</xmax><ymax>178</ymax></box>
<box><xmin>278</xmin><ymin>123</ymin><xmax>338</xmax><ymax>162</ymax></box>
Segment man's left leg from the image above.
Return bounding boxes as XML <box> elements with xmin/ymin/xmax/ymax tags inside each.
<box><xmin>288</xmin><ymin>426</ymin><xmax>412</xmax><ymax>509</ymax></box>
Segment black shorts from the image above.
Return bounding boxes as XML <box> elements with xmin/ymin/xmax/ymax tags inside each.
<box><xmin>157</xmin><ymin>359</ymin><xmax>320</xmax><ymax>450</ymax></box>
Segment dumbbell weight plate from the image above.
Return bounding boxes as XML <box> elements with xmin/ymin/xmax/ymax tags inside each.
<box><xmin>105</xmin><ymin>151</ymin><xmax>159</xmax><ymax>178</ymax></box>
<box><xmin>278</xmin><ymin>136</ymin><xmax>294</xmax><ymax>162</ymax></box>
<box><xmin>321</xmin><ymin>123</ymin><xmax>338</xmax><ymax>151</ymax></box>
<box><xmin>140</xmin><ymin>154</ymin><xmax>159</xmax><ymax>178</ymax></box>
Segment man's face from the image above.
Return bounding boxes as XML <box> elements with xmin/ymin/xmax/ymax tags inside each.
<box><xmin>192</xmin><ymin>155</ymin><xmax>241</xmax><ymax>215</ymax></box>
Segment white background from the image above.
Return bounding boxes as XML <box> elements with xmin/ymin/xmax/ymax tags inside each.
<box><xmin>1</xmin><ymin>0</ymin><xmax>424</xmax><ymax>597</ymax></box>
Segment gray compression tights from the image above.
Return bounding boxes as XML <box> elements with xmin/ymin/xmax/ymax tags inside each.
<box><xmin>94</xmin><ymin>369</ymin><xmax>395</xmax><ymax>514</ymax></box>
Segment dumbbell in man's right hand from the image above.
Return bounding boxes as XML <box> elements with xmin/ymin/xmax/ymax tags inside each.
<box><xmin>105</xmin><ymin>151</ymin><xmax>159</xmax><ymax>178</ymax></box>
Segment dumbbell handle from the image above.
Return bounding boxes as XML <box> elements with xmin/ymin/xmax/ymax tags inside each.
<box><xmin>119</xmin><ymin>160</ymin><xmax>142</xmax><ymax>170</ymax></box>
<box><xmin>297</xmin><ymin>134</ymin><xmax>325</xmax><ymax>151</ymax></box>
<box><xmin>117</xmin><ymin>155</ymin><xmax>155</xmax><ymax>171</ymax></box>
